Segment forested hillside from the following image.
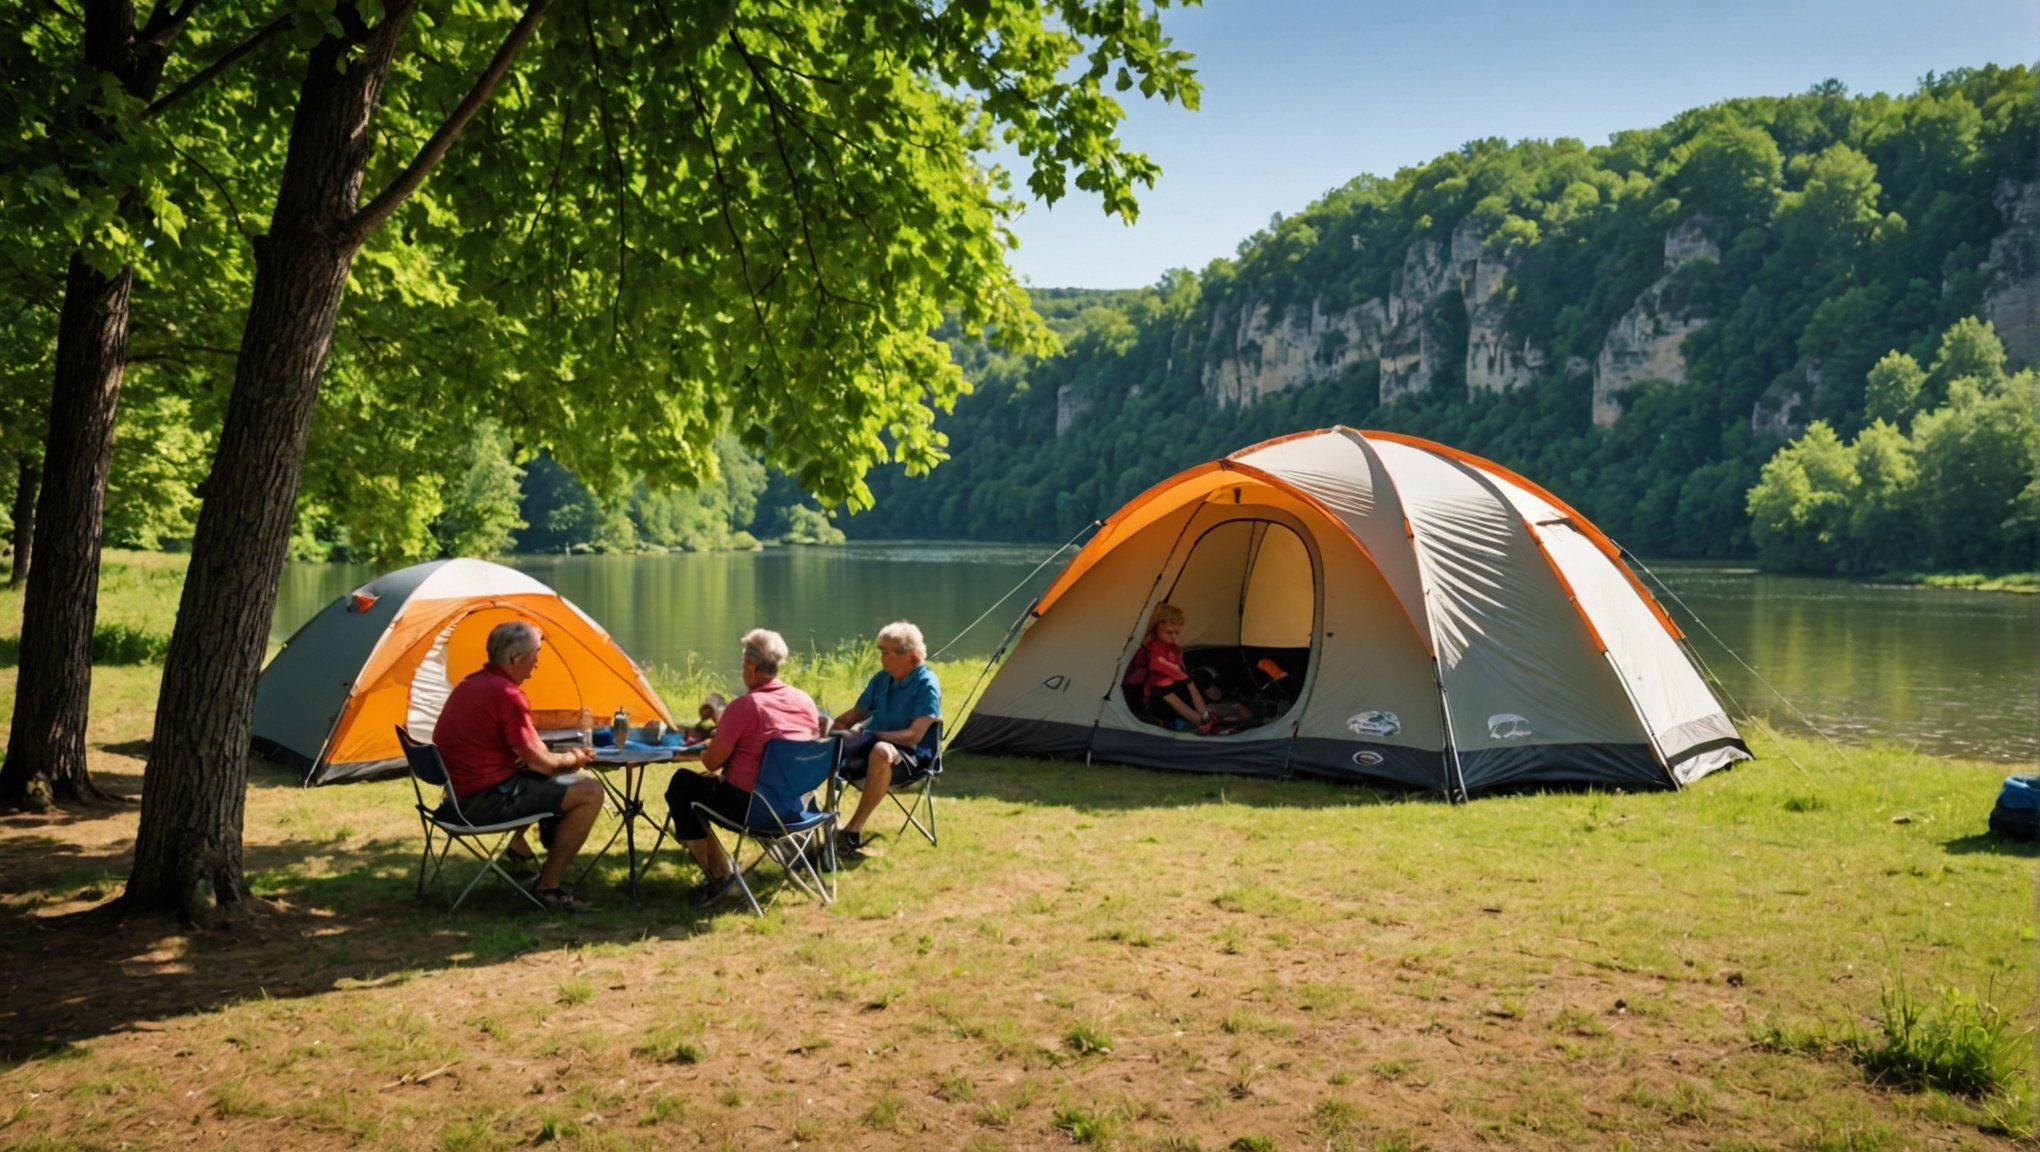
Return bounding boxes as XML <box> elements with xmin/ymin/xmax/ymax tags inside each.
<box><xmin>850</xmin><ymin>69</ymin><xmax>2039</xmax><ymax>571</ymax></box>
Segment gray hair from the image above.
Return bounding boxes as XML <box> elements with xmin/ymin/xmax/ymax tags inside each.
<box><xmin>877</xmin><ymin>620</ymin><xmax>925</xmax><ymax>660</ymax></box>
<box><xmin>487</xmin><ymin>620</ymin><xmax>542</xmax><ymax>666</ymax></box>
<box><xmin>741</xmin><ymin>628</ymin><xmax>789</xmax><ymax>677</ymax></box>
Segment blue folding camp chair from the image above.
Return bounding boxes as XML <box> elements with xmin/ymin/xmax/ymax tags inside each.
<box><xmin>692</xmin><ymin>735</ymin><xmax>843</xmax><ymax>916</ymax></box>
<box><xmin>834</xmin><ymin>720</ymin><xmax>943</xmax><ymax>847</ymax></box>
<box><xmin>397</xmin><ymin>726</ymin><xmax>548</xmax><ymax>912</ymax></box>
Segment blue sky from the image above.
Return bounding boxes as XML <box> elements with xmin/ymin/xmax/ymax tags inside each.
<box><xmin>1004</xmin><ymin>0</ymin><xmax>2038</xmax><ymax>289</ymax></box>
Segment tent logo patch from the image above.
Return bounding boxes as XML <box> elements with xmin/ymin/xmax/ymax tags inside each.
<box><xmin>1346</xmin><ymin>710</ymin><xmax>1401</xmax><ymax>737</ymax></box>
<box><xmin>1487</xmin><ymin>713</ymin><xmax>1533</xmax><ymax>740</ymax></box>
<box><xmin>1351</xmin><ymin>750</ymin><xmax>1385</xmax><ymax>767</ymax></box>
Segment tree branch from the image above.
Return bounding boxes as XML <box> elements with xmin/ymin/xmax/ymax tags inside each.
<box><xmin>580</xmin><ymin>0</ymin><xmax>630</xmax><ymax>344</ymax></box>
<box><xmin>144</xmin><ymin>10</ymin><xmax>290</xmax><ymax>120</ymax></box>
<box><xmin>341</xmin><ymin>0</ymin><xmax>557</xmax><ymax>250</ymax></box>
<box><xmin>159</xmin><ymin>130</ymin><xmax>248</xmax><ymax>236</ymax></box>
<box><xmin>137</xmin><ymin>0</ymin><xmax>205</xmax><ymax>47</ymax></box>
<box><xmin>682</xmin><ymin>66</ymin><xmax>783</xmax><ymax>376</ymax></box>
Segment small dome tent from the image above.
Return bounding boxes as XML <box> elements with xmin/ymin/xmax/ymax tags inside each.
<box><xmin>253</xmin><ymin>558</ymin><xmax>672</xmax><ymax>785</ymax></box>
<box><xmin>953</xmin><ymin>428</ymin><xmax>1749</xmax><ymax>796</ymax></box>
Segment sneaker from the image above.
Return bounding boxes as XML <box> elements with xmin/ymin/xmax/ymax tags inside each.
<box><xmin>768</xmin><ymin>840</ymin><xmax>816</xmax><ymax>872</ymax></box>
<box><xmin>690</xmin><ymin>871</ymin><xmax>740</xmax><ymax>909</ymax></box>
<box><xmin>496</xmin><ymin>846</ymin><xmax>540</xmax><ymax>880</ymax></box>
<box><xmin>534</xmin><ymin>886</ymin><xmax>596</xmax><ymax>914</ymax></box>
<box><xmin>836</xmin><ymin>828</ymin><xmax>866</xmax><ymax>858</ymax></box>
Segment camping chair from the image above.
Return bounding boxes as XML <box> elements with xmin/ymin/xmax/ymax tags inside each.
<box><xmin>834</xmin><ymin>721</ymin><xmax>944</xmax><ymax>847</ymax></box>
<box><xmin>693</xmin><ymin>735</ymin><xmax>844</xmax><ymax>916</ymax></box>
<box><xmin>396</xmin><ymin>726</ymin><xmax>548</xmax><ymax>912</ymax></box>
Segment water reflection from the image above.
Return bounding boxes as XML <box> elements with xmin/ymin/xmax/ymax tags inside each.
<box><xmin>270</xmin><ymin>552</ymin><xmax>2038</xmax><ymax>765</ymax></box>
<box><xmin>1645</xmin><ymin>565</ymin><xmax>2037</xmax><ymax>765</ymax></box>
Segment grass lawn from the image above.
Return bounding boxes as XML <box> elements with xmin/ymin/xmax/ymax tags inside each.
<box><xmin>0</xmin><ymin>555</ymin><xmax>2033</xmax><ymax>1151</ymax></box>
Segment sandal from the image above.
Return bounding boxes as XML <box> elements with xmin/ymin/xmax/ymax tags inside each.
<box><xmin>497</xmin><ymin>847</ymin><xmax>540</xmax><ymax>880</ymax></box>
<box><xmin>533</xmin><ymin>886</ymin><xmax>596</xmax><ymax>914</ymax></box>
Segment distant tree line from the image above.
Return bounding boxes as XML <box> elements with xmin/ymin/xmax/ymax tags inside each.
<box><xmin>3</xmin><ymin>418</ymin><xmax>842</xmax><ymax>563</ymax></box>
<box><xmin>846</xmin><ymin>68</ymin><xmax>2037</xmax><ymax>576</ymax></box>
<box><xmin>1748</xmin><ymin>317</ymin><xmax>2035</xmax><ymax>574</ymax></box>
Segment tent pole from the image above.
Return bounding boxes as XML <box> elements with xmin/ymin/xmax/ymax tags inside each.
<box><xmin>1597</xmin><ymin>648</ymin><xmax>1678</xmax><ymax>788</ymax></box>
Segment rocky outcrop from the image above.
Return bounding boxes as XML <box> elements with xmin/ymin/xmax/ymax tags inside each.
<box><xmin>1203</xmin><ymin>214</ymin><xmax>1730</xmax><ymax>420</ymax></box>
<box><xmin>1377</xmin><ymin>237</ymin><xmax>1452</xmax><ymax>402</ymax></box>
<box><xmin>1750</xmin><ymin>379</ymin><xmax>1807</xmax><ymax>439</ymax></box>
<box><xmin>1461</xmin><ymin>220</ymin><xmax>1540</xmax><ymax>394</ymax></box>
<box><xmin>1662</xmin><ymin>214</ymin><xmax>1720</xmax><ymax>268</ymax></box>
<box><xmin>1983</xmin><ymin>177</ymin><xmax>2040</xmax><ymax>369</ymax></box>
<box><xmin>1055</xmin><ymin>384</ymin><xmax>1091</xmax><ymax>437</ymax></box>
<box><xmin>1382</xmin><ymin>217</ymin><xmax>1545</xmax><ymax>400</ymax></box>
<box><xmin>1201</xmin><ymin>294</ymin><xmax>1387</xmax><ymax>406</ymax></box>
<box><xmin>1591</xmin><ymin>216</ymin><xmax>1718</xmax><ymax>426</ymax></box>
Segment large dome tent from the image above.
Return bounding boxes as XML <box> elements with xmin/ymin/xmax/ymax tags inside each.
<box><xmin>953</xmin><ymin>428</ymin><xmax>1749</xmax><ymax>797</ymax></box>
<box><xmin>253</xmin><ymin>558</ymin><xmax>672</xmax><ymax>784</ymax></box>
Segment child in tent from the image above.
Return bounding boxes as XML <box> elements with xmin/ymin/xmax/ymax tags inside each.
<box><xmin>685</xmin><ymin>692</ymin><xmax>727</xmax><ymax>744</ymax></box>
<box><xmin>1123</xmin><ymin>603</ymin><xmax>1217</xmax><ymax>734</ymax></box>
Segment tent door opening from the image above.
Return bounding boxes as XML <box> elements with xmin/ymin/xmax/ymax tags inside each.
<box><xmin>1122</xmin><ymin>515</ymin><xmax>1319</xmax><ymax>733</ymax></box>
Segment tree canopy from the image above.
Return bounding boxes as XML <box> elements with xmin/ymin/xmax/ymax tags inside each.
<box><xmin>2</xmin><ymin>0</ymin><xmax>1204</xmax><ymax>911</ymax></box>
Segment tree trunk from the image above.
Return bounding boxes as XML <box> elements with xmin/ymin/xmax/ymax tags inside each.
<box><xmin>0</xmin><ymin>0</ymin><xmax>190</xmax><ymax>811</ymax></box>
<box><xmin>122</xmin><ymin>17</ymin><xmax>413</xmax><ymax>922</ymax></box>
<box><xmin>0</xmin><ymin>255</ymin><xmax>131</xmax><ymax>812</ymax></box>
<box><xmin>7</xmin><ymin>453</ymin><xmax>37</xmax><ymax>589</ymax></box>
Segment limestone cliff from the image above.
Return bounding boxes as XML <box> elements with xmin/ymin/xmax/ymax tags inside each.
<box><xmin>1055</xmin><ymin>383</ymin><xmax>1091</xmax><ymax>437</ymax></box>
<box><xmin>1983</xmin><ymin>177</ymin><xmax>2040</xmax><ymax>369</ymax></box>
<box><xmin>1200</xmin><ymin>294</ymin><xmax>1386</xmax><ymax>406</ymax></box>
<box><xmin>1590</xmin><ymin>216</ymin><xmax>1717</xmax><ymax>427</ymax></box>
<box><xmin>1462</xmin><ymin>221</ymin><xmax>1541</xmax><ymax>394</ymax></box>
<box><xmin>1200</xmin><ymin>219</ymin><xmax>1515</xmax><ymax>409</ymax></box>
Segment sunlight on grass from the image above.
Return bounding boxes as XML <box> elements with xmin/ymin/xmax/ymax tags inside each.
<box><xmin>1</xmin><ymin>598</ymin><xmax>2033</xmax><ymax>1152</ymax></box>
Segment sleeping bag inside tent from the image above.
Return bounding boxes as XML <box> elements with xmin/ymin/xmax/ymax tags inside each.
<box><xmin>253</xmin><ymin>558</ymin><xmax>672</xmax><ymax>784</ymax></box>
<box><xmin>952</xmin><ymin>427</ymin><xmax>1749</xmax><ymax>796</ymax></box>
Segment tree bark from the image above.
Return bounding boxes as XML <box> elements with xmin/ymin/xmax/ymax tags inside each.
<box><xmin>7</xmin><ymin>453</ymin><xmax>37</xmax><ymax>589</ymax></box>
<box><xmin>0</xmin><ymin>0</ymin><xmax>192</xmax><ymax>812</ymax></box>
<box><xmin>0</xmin><ymin>262</ymin><xmax>132</xmax><ymax>812</ymax></box>
<box><xmin>122</xmin><ymin>11</ymin><xmax>415</xmax><ymax>921</ymax></box>
<box><xmin>122</xmin><ymin>0</ymin><xmax>552</xmax><ymax>921</ymax></box>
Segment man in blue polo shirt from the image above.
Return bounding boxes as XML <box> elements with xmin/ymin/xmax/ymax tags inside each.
<box><xmin>828</xmin><ymin>620</ymin><xmax>940</xmax><ymax>856</ymax></box>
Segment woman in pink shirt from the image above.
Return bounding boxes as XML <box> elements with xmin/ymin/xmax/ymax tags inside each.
<box><xmin>665</xmin><ymin>628</ymin><xmax>821</xmax><ymax>907</ymax></box>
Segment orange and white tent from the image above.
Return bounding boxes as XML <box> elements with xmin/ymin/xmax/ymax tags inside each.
<box><xmin>253</xmin><ymin>558</ymin><xmax>671</xmax><ymax>784</ymax></box>
<box><xmin>953</xmin><ymin>428</ymin><xmax>1749</xmax><ymax>797</ymax></box>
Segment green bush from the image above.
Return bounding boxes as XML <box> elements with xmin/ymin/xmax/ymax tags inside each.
<box><xmin>92</xmin><ymin>624</ymin><xmax>171</xmax><ymax>665</ymax></box>
<box><xmin>1850</xmin><ymin>979</ymin><xmax>2027</xmax><ymax>1098</ymax></box>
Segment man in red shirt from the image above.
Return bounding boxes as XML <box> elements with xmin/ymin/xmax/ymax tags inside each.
<box><xmin>665</xmin><ymin>628</ymin><xmax>822</xmax><ymax>907</ymax></box>
<box><xmin>434</xmin><ymin>620</ymin><xmax>605</xmax><ymax>912</ymax></box>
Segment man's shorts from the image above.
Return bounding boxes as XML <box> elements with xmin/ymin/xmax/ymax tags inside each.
<box><xmin>838</xmin><ymin>730</ymin><xmax>927</xmax><ymax>781</ymax></box>
<box><xmin>445</xmin><ymin>772</ymin><xmax>572</xmax><ymax>827</ymax></box>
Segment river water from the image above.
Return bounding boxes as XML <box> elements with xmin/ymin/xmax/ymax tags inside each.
<box><xmin>272</xmin><ymin>546</ymin><xmax>2038</xmax><ymax>766</ymax></box>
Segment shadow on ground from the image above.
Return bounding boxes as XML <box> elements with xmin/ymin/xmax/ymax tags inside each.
<box><xmin>1941</xmin><ymin>831</ymin><xmax>2040</xmax><ymax>857</ymax></box>
<box><xmin>0</xmin><ymin>832</ymin><xmax>729</xmax><ymax>1063</ymax></box>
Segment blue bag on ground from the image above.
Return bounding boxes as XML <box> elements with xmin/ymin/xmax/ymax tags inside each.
<box><xmin>1988</xmin><ymin>774</ymin><xmax>2040</xmax><ymax>840</ymax></box>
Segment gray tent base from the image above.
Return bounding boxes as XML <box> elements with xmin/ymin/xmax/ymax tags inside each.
<box><xmin>251</xmin><ymin>736</ymin><xmax>404</xmax><ymax>786</ymax></box>
<box><xmin>955</xmin><ymin>713</ymin><xmax>1447</xmax><ymax>789</ymax></box>
<box><xmin>955</xmin><ymin>712</ymin><xmax>1745</xmax><ymax>796</ymax></box>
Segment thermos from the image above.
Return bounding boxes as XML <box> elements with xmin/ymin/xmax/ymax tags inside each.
<box><xmin>612</xmin><ymin>706</ymin><xmax>629</xmax><ymax>746</ymax></box>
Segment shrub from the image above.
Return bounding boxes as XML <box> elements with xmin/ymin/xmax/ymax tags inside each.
<box><xmin>1849</xmin><ymin>979</ymin><xmax>2027</xmax><ymax>1098</ymax></box>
